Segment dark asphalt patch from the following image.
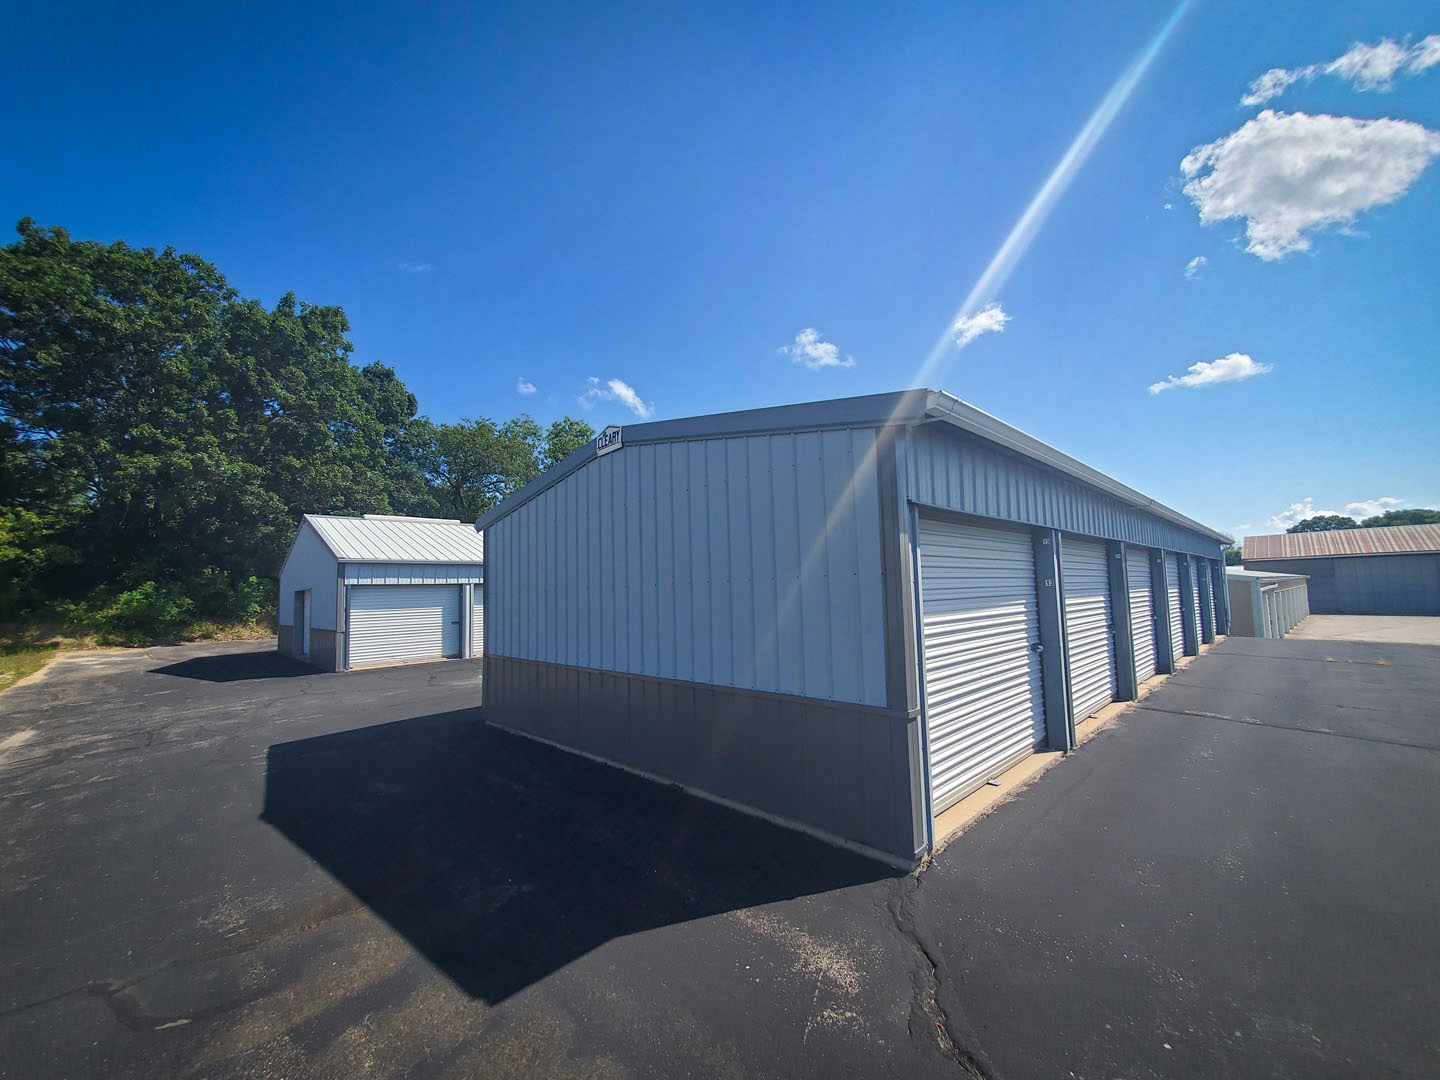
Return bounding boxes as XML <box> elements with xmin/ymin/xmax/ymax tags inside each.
<box><xmin>3</xmin><ymin>635</ymin><xmax>1438</xmax><ymax>1078</ymax></box>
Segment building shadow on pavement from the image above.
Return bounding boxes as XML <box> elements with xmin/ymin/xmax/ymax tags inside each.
<box><xmin>152</xmin><ymin>650</ymin><xmax>321</xmax><ymax>682</ymax></box>
<box><xmin>261</xmin><ymin>709</ymin><xmax>897</xmax><ymax>1004</ymax></box>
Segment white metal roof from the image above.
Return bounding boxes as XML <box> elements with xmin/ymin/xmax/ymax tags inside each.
<box><xmin>304</xmin><ymin>514</ymin><xmax>485</xmax><ymax>564</ymax></box>
<box><xmin>1226</xmin><ymin>567</ymin><xmax>1308</xmax><ymax>582</ymax></box>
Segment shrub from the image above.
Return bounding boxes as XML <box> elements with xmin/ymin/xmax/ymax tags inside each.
<box><xmin>92</xmin><ymin>582</ymin><xmax>196</xmax><ymax>645</ymax></box>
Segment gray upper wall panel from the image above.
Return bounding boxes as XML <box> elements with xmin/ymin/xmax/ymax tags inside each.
<box><xmin>477</xmin><ymin>391</ymin><xmax>931</xmax><ymax>531</ymax></box>
<box><xmin>476</xmin><ymin>389</ymin><xmax>1228</xmax><ymax>549</ymax></box>
<box><xmin>906</xmin><ymin>423</ymin><xmax>1225</xmax><ymax>558</ymax></box>
<box><xmin>486</xmin><ymin>428</ymin><xmax>889</xmax><ymax>707</ymax></box>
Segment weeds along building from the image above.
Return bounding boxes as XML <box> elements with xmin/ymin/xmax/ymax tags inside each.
<box><xmin>475</xmin><ymin>390</ymin><xmax>1229</xmax><ymax>865</ymax></box>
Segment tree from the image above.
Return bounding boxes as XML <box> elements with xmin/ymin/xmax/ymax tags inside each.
<box><xmin>1223</xmin><ymin>545</ymin><xmax>1243</xmax><ymax>565</ymax></box>
<box><xmin>542</xmin><ymin>416</ymin><xmax>595</xmax><ymax>470</ymax></box>
<box><xmin>418</xmin><ymin>415</ymin><xmax>543</xmax><ymax>522</ymax></box>
<box><xmin>0</xmin><ymin>219</ymin><xmax>429</xmax><ymax>617</ymax></box>
<box><xmin>1287</xmin><ymin>515</ymin><xmax>1358</xmax><ymax>534</ymax></box>
<box><xmin>1360</xmin><ymin>508</ymin><xmax>1440</xmax><ymax>528</ymax></box>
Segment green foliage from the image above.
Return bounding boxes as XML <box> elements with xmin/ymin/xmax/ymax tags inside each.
<box><xmin>542</xmin><ymin>416</ymin><xmax>596</xmax><ymax>470</ymax></box>
<box><xmin>1287</xmin><ymin>515</ymin><xmax>1358</xmax><ymax>534</ymax></box>
<box><xmin>415</xmin><ymin>415</ymin><xmax>544</xmax><ymax>521</ymax></box>
<box><xmin>1223</xmin><ymin>545</ymin><xmax>1243</xmax><ymax>565</ymax></box>
<box><xmin>0</xmin><ymin>220</ymin><xmax>594</xmax><ymax>630</ymax></box>
<box><xmin>1359</xmin><ymin>508</ymin><xmax>1440</xmax><ymax>528</ymax></box>
<box><xmin>79</xmin><ymin>582</ymin><xmax>197</xmax><ymax>644</ymax></box>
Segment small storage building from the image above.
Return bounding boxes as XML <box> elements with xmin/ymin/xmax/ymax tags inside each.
<box><xmin>475</xmin><ymin>390</ymin><xmax>1229</xmax><ymax>865</ymax></box>
<box><xmin>1243</xmin><ymin>524</ymin><xmax>1440</xmax><ymax>615</ymax></box>
<box><xmin>277</xmin><ymin>515</ymin><xmax>486</xmax><ymax>671</ymax></box>
<box><xmin>1226</xmin><ymin>568</ymin><xmax>1310</xmax><ymax>638</ymax></box>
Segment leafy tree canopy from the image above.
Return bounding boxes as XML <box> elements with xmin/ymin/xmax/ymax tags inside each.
<box><xmin>1359</xmin><ymin>508</ymin><xmax>1440</xmax><ymax>528</ymax></box>
<box><xmin>1287</xmin><ymin>515</ymin><xmax>1358</xmax><ymax>534</ymax></box>
<box><xmin>0</xmin><ymin>219</ymin><xmax>594</xmax><ymax>624</ymax></box>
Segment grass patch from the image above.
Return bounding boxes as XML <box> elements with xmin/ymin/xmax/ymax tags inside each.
<box><xmin>0</xmin><ymin>646</ymin><xmax>57</xmax><ymax>693</ymax></box>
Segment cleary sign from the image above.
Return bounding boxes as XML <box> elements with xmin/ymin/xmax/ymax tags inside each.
<box><xmin>596</xmin><ymin>425</ymin><xmax>622</xmax><ymax>457</ymax></box>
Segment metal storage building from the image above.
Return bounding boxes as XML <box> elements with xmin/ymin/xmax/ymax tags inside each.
<box><xmin>475</xmin><ymin>390</ymin><xmax>1229</xmax><ymax>865</ymax></box>
<box><xmin>1226</xmin><ymin>568</ymin><xmax>1310</xmax><ymax>638</ymax></box>
<box><xmin>277</xmin><ymin>515</ymin><xmax>486</xmax><ymax>671</ymax></box>
<box><xmin>1243</xmin><ymin>524</ymin><xmax>1440</xmax><ymax>615</ymax></box>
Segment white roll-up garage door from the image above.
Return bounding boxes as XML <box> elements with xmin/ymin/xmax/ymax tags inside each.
<box><xmin>1186</xmin><ymin>557</ymin><xmax>1202</xmax><ymax>649</ymax></box>
<box><xmin>471</xmin><ymin>586</ymin><xmax>485</xmax><ymax>657</ymax></box>
<box><xmin>347</xmin><ymin>585</ymin><xmax>462</xmax><ymax>668</ymax></box>
<box><xmin>1125</xmin><ymin>548</ymin><xmax>1157</xmax><ymax>684</ymax></box>
<box><xmin>1197</xmin><ymin>562</ymin><xmax>1213</xmax><ymax>639</ymax></box>
<box><xmin>1164</xmin><ymin>555</ymin><xmax>1184</xmax><ymax>662</ymax></box>
<box><xmin>918</xmin><ymin>517</ymin><xmax>1045</xmax><ymax>814</ymax></box>
<box><xmin>1061</xmin><ymin>537</ymin><xmax>1117</xmax><ymax>723</ymax></box>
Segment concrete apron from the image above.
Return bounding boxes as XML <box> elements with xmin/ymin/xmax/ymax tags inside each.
<box><xmin>930</xmin><ymin>638</ymin><xmax>1225</xmax><ymax>857</ymax></box>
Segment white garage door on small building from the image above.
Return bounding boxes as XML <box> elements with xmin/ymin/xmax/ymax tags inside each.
<box><xmin>917</xmin><ymin>516</ymin><xmax>1045</xmax><ymax>814</ymax></box>
<box><xmin>1061</xmin><ymin>537</ymin><xmax>1117</xmax><ymax>723</ymax></box>
<box><xmin>348</xmin><ymin>584</ymin><xmax>462</xmax><ymax>667</ymax></box>
<box><xmin>470</xmin><ymin>586</ymin><xmax>485</xmax><ymax>657</ymax></box>
<box><xmin>277</xmin><ymin>514</ymin><xmax>485</xmax><ymax>672</ymax></box>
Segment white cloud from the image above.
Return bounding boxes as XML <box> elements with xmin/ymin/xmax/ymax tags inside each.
<box><xmin>1266</xmin><ymin>497</ymin><xmax>1341</xmax><ymax>530</ymax></box>
<box><xmin>1344</xmin><ymin>496</ymin><xmax>1405</xmax><ymax>518</ymax></box>
<box><xmin>781</xmin><ymin>328</ymin><xmax>854</xmax><ymax>371</ymax></box>
<box><xmin>1264</xmin><ymin>495</ymin><xmax>1417</xmax><ymax>529</ymax></box>
<box><xmin>1182</xmin><ymin>110</ymin><xmax>1440</xmax><ymax>260</ymax></box>
<box><xmin>1413</xmin><ymin>34</ymin><xmax>1440</xmax><ymax>72</ymax></box>
<box><xmin>1149</xmin><ymin>352</ymin><xmax>1271</xmax><ymax>394</ymax></box>
<box><xmin>398</xmin><ymin>262</ymin><xmax>434</xmax><ymax>273</ymax></box>
<box><xmin>1184</xmin><ymin>255</ymin><xmax>1207</xmax><ymax>279</ymax></box>
<box><xmin>1232</xmin><ymin>523</ymin><xmax>1253</xmax><ymax>534</ymax></box>
<box><xmin>578</xmin><ymin>376</ymin><xmax>654</xmax><ymax>418</ymax></box>
<box><xmin>1241</xmin><ymin>34</ymin><xmax>1440</xmax><ymax>105</ymax></box>
<box><xmin>1241</xmin><ymin>66</ymin><xmax>1315</xmax><ymax>107</ymax></box>
<box><xmin>1327</xmin><ymin>36</ymin><xmax>1435</xmax><ymax>89</ymax></box>
<box><xmin>952</xmin><ymin>302</ymin><xmax>1010</xmax><ymax>349</ymax></box>
<box><xmin>516</xmin><ymin>377</ymin><xmax>536</xmax><ymax>395</ymax></box>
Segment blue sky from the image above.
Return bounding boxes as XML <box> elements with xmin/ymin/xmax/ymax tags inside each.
<box><xmin>8</xmin><ymin>0</ymin><xmax>1439</xmax><ymax>537</ymax></box>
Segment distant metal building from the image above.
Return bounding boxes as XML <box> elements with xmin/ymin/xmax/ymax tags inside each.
<box><xmin>476</xmin><ymin>390</ymin><xmax>1229</xmax><ymax>865</ymax></box>
<box><xmin>1243</xmin><ymin>524</ymin><xmax>1440</xmax><ymax>615</ymax></box>
<box><xmin>1226</xmin><ymin>568</ymin><xmax>1310</xmax><ymax>638</ymax></box>
<box><xmin>277</xmin><ymin>515</ymin><xmax>485</xmax><ymax>671</ymax></box>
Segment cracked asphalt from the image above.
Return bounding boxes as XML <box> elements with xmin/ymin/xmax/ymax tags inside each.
<box><xmin>2</xmin><ymin>633</ymin><xmax>1438</xmax><ymax>1078</ymax></box>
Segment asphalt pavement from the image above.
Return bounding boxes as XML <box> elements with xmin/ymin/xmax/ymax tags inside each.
<box><xmin>1</xmin><ymin>634</ymin><xmax>1436</xmax><ymax>1079</ymax></box>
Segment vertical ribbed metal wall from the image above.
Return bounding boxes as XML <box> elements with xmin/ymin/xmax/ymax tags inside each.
<box><xmin>486</xmin><ymin>429</ymin><xmax>889</xmax><ymax>707</ymax></box>
<box><xmin>906</xmin><ymin>425</ymin><xmax>1224</xmax><ymax>558</ymax></box>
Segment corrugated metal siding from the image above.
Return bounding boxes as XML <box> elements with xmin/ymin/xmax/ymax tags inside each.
<box><xmin>1245</xmin><ymin>523</ymin><xmax>1440</xmax><ymax>560</ymax></box>
<box><xmin>1126</xmin><ymin>548</ymin><xmax>1157</xmax><ymax>683</ymax></box>
<box><xmin>906</xmin><ymin>425</ymin><xmax>1223</xmax><ymax>558</ymax></box>
<box><xmin>916</xmin><ymin>517</ymin><xmax>1044</xmax><ymax>812</ymax></box>
<box><xmin>278</xmin><ymin>523</ymin><xmax>339</xmax><ymax>631</ymax></box>
<box><xmin>309</xmin><ymin>515</ymin><xmax>487</xmax><ymax>563</ymax></box>
<box><xmin>342</xmin><ymin>563</ymin><xmax>484</xmax><ymax>585</ymax></box>
<box><xmin>1061</xmin><ymin>538</ymin><xmax>1117</xmax><ymax>722</ymax></box>
<box><xmin>1244</xmin><ymin>554</ymin><xmax>1440</xmax><ymax>615</ymax></box>
<box><xmin>486</xmin><ymin>429</ymin><xmax>888</xmax><ymax>707</ymax></box>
